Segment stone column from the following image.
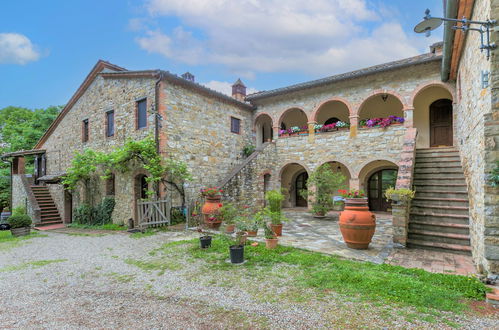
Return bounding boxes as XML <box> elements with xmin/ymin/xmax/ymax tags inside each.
<box><xmin>349</xmin><ymin>177</ymin><xmax>360</xmax><ymax>190</ymax></box>
<box><xmin>403</xmin><ymin>108</ymin><xmax>414</xmax><ymax>128</ymax></box>
<box><xmin>349</xmin><ymin>115</ymin><xmax>359</xmax><ymax>138</ymax></box>
<box><xmin>391</xmin><ymin>197</ymin><xmax>410</xmax><ymax>246</ymax></box>
<box><xmin>307</xmin><ymin>121</ymin><xmax>316</xmax><ymax>143</ymax></box>
<box><xmin>272</xmin><ymin>126</ymin><xmax>280</xmax><ymax>141</ymax></box>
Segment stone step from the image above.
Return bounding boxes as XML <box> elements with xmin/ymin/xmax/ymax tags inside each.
<box><xmin>413</xmin><ymin>172</ymin><xmax>465</xmax><ymax>179</ymax></box>
<box><xmin>408</xmin><ymin>229</ymin><xmax>470</xmax><ymax>243</ymax></box>
<box><xmin>415</xmin><ymin>163</ymin><xmax>462</xmax><ymax>169</ymax></box>
<box><xmin>411</xmin><ymin>204</ymin><xmax>469</xmax><ymax>216</ymax></box>
<box><xmin>416</xmin><ymin>151</ymin><xmax>459</xmax><ymax>157</ymax></box>
<box><xmin>412</xmin><ymin>197</ymin><xmax>469</xmax><ymax>207</ymax></box>
<box><xmin>409</xmin><ymin>220</ymin><xmax>469</xmax><ymax>235</ymax></box>
<box><xmin>407</xmin><ymin>238</ymin><xmax>472</xmax><ymax>255</ymax></box>
<box><xmin>413</xmin><ymin>183</ymin><xmax>467</xmax><ymax>192</ymax></box>
<box><xmin>414</xmin><ymin>167</ymin><xmax>464</xmax><ymax>174</ymax></box>
<box><xmin>410</xmin><ymin>212</ymin><xmax>469</xmax><ymax>224</ymax></box>
<box><xmin>414</xmin><ymin>178</ymin><xmax>466</xmax><ymax>185</ymax></box>
<box><xmin>416</xmin><ymin>155</ymin><xmax>461</xmax><ymax>162</ymax></box>
<box><xmin>40</xmin><ymin>215</ymin><xmax>61</xmax><ymax>221</ymax></box>
<box><xmin>38</xmin><ymin>219</ymin><xmax>64</xmax><ymax>225</ymax></box>
<box><xmin>415</xmin><ymin>190</ymin><xmax>468</xmax><ymax>199</ymax></box>
<box><xmin>486</xmin><ymin>293</ymin><xmax>499</xmax><ymax>307</ymax></box>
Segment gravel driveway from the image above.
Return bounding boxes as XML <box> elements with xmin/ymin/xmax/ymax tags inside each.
<box><xmin>0</xmin><ymin>231</ymin><xmax>497</xmax><ymax>329</ymax></box>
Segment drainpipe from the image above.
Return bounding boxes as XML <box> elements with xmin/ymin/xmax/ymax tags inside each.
<box><xmin>441</xmin><ymin>0</ymin><xmax>458</xmax><ymax>82</ymax></box>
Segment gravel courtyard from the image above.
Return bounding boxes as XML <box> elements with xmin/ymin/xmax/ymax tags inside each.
<box><xmin>0</xmin><ymin>230</ymin><xmax>497</xmax><ymax>329</ymax></box>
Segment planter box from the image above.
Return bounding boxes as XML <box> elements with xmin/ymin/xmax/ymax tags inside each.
<box><xmin>11</xmin><ymin>227</ymin><xmax>30</xmax><ymax>237</ymax></box>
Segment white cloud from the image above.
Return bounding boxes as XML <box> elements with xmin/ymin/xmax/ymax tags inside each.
<box><xmin>0</xmin><ymin>33</ymin><xmax>40</xmax><ymax>65</ymax></box>
<box><xmin>203</xmin><ymin>80</ymin><xmax>258</xmax><ymax>96</ymax></box>
<box><xmin>135</xmin><ymin>0</ymin><xmax>437</xmax><ymax>77</ymax></box>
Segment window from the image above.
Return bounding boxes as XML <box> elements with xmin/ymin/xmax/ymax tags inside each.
<box><xmin>106</xmin><ymin>174</ymin><xmax>115</xmax><ymax>196</ymax></box>
<box><xmin>82</xmin><ymin>119</ymin><xmax>89</xmax><ymax>142</ymax></box>
<box><xmin>230</xmin><ymin>117</ymin><xmax>241</xmax><ymax>134</ymax></box>
<box><xmin>106</xmin><ymin>110</ymin><xmax>114</xmax><ymax>137</ymax></box>
<box><xmin>136</xmin><ymin>98</ymin><xmax>147</xmax><ymax>129</ymax></box>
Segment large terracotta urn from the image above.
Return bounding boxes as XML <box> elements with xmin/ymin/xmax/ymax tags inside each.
<box><xmin>339</xmin><ymin>198</ymin><xmax>376</xmax><ymax>249</ymax></box>
<box><xmin>202</xmin><ymin>196</ymin><xmax>223</xmax><ymax>229</ymax></box>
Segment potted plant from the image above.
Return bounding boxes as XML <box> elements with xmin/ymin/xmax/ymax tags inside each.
<box><xmin>8</xmin><ymin>214</ymin><xmax>32</xmax><ymax>237</ymax></box>
<box><xmin>201</xmin><ymin>187</ymin><xmax>223</xmax><ymax>229</ymax></box>
<box><xmin>219</xmin><ymin>203</ymin><xmax>237</xmax><ymax>233</ymax></box>
<box><xmin>197</xmin><ymin>227</ymin><xmax>212</xmax><ymax>249</ymax></box>
<box><xmin>337</xmin><ymin>189</ymin><xmax>376</xmax><ymax>249</ymax></box>
<box><xmin>384</xmin><ymin>187</ymin><xmax>416</xmax><ymax>204</ymax></box>
<box><xmin>300</xmin><ymin>164</ymin><xmax>346</xmax><ymax>218</ymax></box>
<box><xmin>205</xmin><ymin>213</ymin><xmax>222</xmax><ymax>229</ymax></box>
<box><xmin>229</xmin><ymin>232</ymin><xmax>246</xmax><ymax>264</ymax></box>
<box><xmin>264</xmin><ymin>224</ymin><xmax>278</xmax><ymax>249</ymax></box>
<box><xmin>264</xmin><ymin>190</ymin><xmax>287</xmax><ymax>236</ymax></box>
<box><xmin>246</xmin><ymin>211</ymin><xmax>263</xmax><ymax>237</ymax></box>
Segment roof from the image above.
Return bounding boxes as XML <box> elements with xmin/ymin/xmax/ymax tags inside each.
<box><xmin>233</xmin><ymin>78</ymin><xmax>246</xmax><ymax>87</ymax></box>
<box><xmin>37</xmin><ymin>173</ymin><xmax>66</xmax><ymax>183</ymax></box>
<box><xmin>35</xmin><ymin>60</ymin><xmax>126</xmax><ymax>148</ymax></box>
<box><xmin>101</xmin><ymin>70</ymin><xmax>253</xmax><ymax>110</ymax></box>
<box><xmin>246</xmin><ymin>52</ymin><xmax>442</xmax><ymax>101</ymax></box>
<box><xmin>1</xmin><ymin>149</ymin><xmax>46</xmax><ymax>159</ymax></box>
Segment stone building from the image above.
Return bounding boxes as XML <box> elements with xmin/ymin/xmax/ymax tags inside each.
<box><xmin>3</xmin><ymin>0</ymin><xmax>498</xmax><ymax>275</ymax></box>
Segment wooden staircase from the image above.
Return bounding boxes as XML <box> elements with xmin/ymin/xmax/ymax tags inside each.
<box><xmin>408</xmin><ymin>148</ymin><xmax>472</xmax><ymax>255</ymax></box>
<box><xmin>30</xmin><ymin>185</ymin><xmax>64</xmax><ymax>229</ymax></box>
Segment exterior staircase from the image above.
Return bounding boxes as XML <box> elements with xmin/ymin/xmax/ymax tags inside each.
<box><xmin>408</xmin><ymin>147</ymin><xmax>471</xmax><ymax>255</ymax></box>
<box><xmin>30</xmin><ymin>185</ymin><xmax>64</xmax><ymax>229</ymax></box>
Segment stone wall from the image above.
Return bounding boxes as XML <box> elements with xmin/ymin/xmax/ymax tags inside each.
<box><xmin>12</xmin><ymin>175</ymin><xmax>40</xmax><ymax>223</ymax></box>
<box><xmin>454</xmin><ymin>0</ymin><xmax>498</xmax><ymax>274</ymax></box>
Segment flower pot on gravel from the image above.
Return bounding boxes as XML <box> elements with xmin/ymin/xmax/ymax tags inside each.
<box><xmin>229</xmin><ymin>244</ymin><xmax>244</xmax><ymax>264</ymax></box>
<box><xmin>246</xmin><ymin>230</ymin><xmax>258</xmax><ymax>237</ymax></box>
<box><xmin>10</xmin><ymin>226</ymin><xmax>30</xmax><ymax>237</ymax></box>
<box><xmin>270</xmin><ymin>223</ymin><xmax>282</xmax><ymax>236</ymax></box>
<box><xmin>200</xmin><ymin>235</ymin><xmax>212</xmax><ymax>249</ymax></box>
<box><xmin>201</xmin><ymin>195</ymin><xmax>223</xmax><ymax>229</ymax></box>
<box><xmin>265</xmin><ymin>238</ymin><xmax>278</xmax><ymax>249</ymax></box>
<box><xmin>225</xmin><ymin>224</ymin><xmax>235</xmax><ymax>233</ymax></box>
<box><xmin>339</xmin><ymin>198</ymin><xmax>376</xmax><ymax>249</ymax></box>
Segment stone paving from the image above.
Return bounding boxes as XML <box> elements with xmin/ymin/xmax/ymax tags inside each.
<box><xmin>279</xmin><ymin>208</ymin><xmax>477</xmax><ymax>275</ymax></box>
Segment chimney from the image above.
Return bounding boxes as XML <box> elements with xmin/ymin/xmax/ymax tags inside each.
<box><xmin>232</xmin><ymin>78</ymin><xmax>246</xmax><ymax>101</ymax></box>
<box><xmin>181</xmin><ymin>72</ymin><xmax>195</xmax><ymax>82</ymax></box>
<box><xmin>430</xmin><ymin>42</ymin><xmax>443</xmax><ymax>55</ymax></box>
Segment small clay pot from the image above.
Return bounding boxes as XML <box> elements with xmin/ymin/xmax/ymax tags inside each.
<box><xmin>246</xmin><ymin>230</ymin><xmax>258</xmax><ymax>237</ymax></box>
<box><xmin>265</xmin><ymin>238</ymin><xmax>278</xmax><ymax>249</ymax></box>
<box><xmin>225</xmin><ymin>224</ymin><xmax>235</xmax><ymax>233</ymax></box>
<box><xmin>270</xmin><ymin>223</ymin><xmax>283</xmax><ymax>236</ymax></box>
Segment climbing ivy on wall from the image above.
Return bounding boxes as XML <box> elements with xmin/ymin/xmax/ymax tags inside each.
<box><xmin>62</xmin><ymin>136</ymin><xmax>192</xmax><ymax>203</ymax></box>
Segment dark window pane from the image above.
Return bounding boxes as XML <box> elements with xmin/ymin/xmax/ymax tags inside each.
<box><xmin>106</xmin><ymin>111</ymin><xmax>114</xmax><ymax>137</ymax></box>
<box><xmin>82</xmin><ymin>119</ymin><xmax>89</xmax><ymax>142</ymax></box>
<box><xmin>231</xmin><ymin>117</ymin><xmax>240</xmax><ymax>134</ymax></box>
<box><xmin>137</xmin><ymin>99</ymin><xmax>147</xmax><ymax>129</ymax></box>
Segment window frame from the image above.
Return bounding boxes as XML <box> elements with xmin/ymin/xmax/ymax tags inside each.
<box><xmin>82</xmin><ymin>119</ymin><xmax>89</xmax><ymax>143</ymax></box>
<box><xmin>105</xmin><ymin>110</ymin><xmax>115</xmax><ymax>138</ymax></box>
<box><xmin>230</xmin><ymin>116</ymin><xmax>241</xmax><ymax>134</ymax></box>
<box><xmin>136</xmin><ymin>97</ymin><xmax>148</xmax><ymax>130</ymax></box>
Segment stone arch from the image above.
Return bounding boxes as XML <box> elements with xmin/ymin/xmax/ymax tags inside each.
<box><xmin>278</xmin><ymin>107</ymin><xmax>309</xmax><ymax>130</ymax></box>
<box><xmin>357</xmin><ymin>91</ymin><xmax>405</xmax><ymax>119</ymax></box>
<box><xmin>410</xmin><ymin>81</ymin><xmax>455</xmax><ymax>106</ymax></box>
<box><xmin>356</xmin><ymin>159</ymin><xmax>399</xmax><ymax>191</ymax></box>
<box><xmin>312</xmin><ymin>97</ymin><xmax>354</xmax><ymax>122</ymax></box>
<box><xmin>253</xmin><ymin>112</ymin><xmax>274</xmax><ymax>130</ymax></box>
<box><xmin>317</xmin><ymin>160</ymin><xmax>352</xmax><ymax>193</ymax></box>
<box><xmin>279</xmin><ymin>162</ymin><xmax>310</xmax><ymax>207</ymax></box>
<box><xmin>357</xmin><ymin>159</ymin><xmax>399</xmax><ymax>212</ymax></box>
<box><xmin>254</xmin><ymin>113</ymin><xmax>274</xmax><ymax>146</ymax></box>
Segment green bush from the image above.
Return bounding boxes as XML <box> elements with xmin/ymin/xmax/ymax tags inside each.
<box><xmin>12</xmin><ymin>206</ymin><xmax>27</xmax><ymax>216</ymax></box>
<box><xmin>8</xmin><ymin>214</ymin><xmax>32</xmax><ymax>229</ymax></box>
<box><xmin>73</xmin><ymin>197</ymin><xmax>115</xmax><ymax>225</ymax></box>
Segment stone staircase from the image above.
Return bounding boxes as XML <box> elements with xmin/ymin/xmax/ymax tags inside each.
<box><xmin>30</xmin><ymin>185</ymin><xmax>64</xmax><ymax>228</ymax></box>
<box><xmin>408</xmin><ymin>147</ymin><xmax>471</xmax><ymax>255</ymax></box>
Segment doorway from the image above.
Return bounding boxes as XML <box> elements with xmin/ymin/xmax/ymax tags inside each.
<box><xmin>368</xmin><ymin>169</ymin><xmax>397</xmax><ymax>212</ymax></box>
<box><xmin>295</xmin><ymin>172</ymin><xmax>308</xmax><ymax>207</ymax></box>
<box><xmin>64</xmin><ymin>190</ymin><xmax>72</xmax><ymax>223</ymax></box>
<box><xmin>430</xmin><ymin>99</ymin><xmax>453</xmax><ymax>147</ymax></box>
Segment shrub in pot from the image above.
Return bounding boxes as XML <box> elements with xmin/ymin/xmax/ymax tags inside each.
<box><xmin>300</xmin><ymin>164</ymin><xmax>346</xmax><ymax>217</ymax></box>
<box><xmin>8</xmin><ymin>214</ymin><xmax>32</xmax><ymax>237</ymax></box>
<box><xmin>219</xmin><ymin>203</ymin><xmax>238</xmax><ymax>233</ymax></box>
<box><xmin>264</xmin><ymin>224</ymin><xmax>278</xmax><ymax>249</ymax></box>
<box><xmin>264</xmin><ymin>190</ymin><xmax>288</xmax><ymax>236</ymax></box>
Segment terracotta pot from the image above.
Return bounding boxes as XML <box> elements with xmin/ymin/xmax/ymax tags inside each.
<box><xmin>11</xmin><ymin>227</ymin><xmax>30</xmax><ymax>237</ymax></box>
<box><xmin>225</xmin><ymin>224</ymin><xmax>235</xmax><ymax>233</ymax></box>
<box><xmin>246</xmin><ymin>230</ymin><xmax>258</xmax><ymax>237</ymax></box>
<box><xmin>339</xmin><ymin>198</ymin><xmax>376</xmax><ymax>250</ymax></box>
<box><xmin>265</xmin><ymin>238</ymin><xmax>278</xmax><ymax>249</ymax></box>
<box><xmin>270</xmin><ymin>223</ymin><xmax>283</xmax><ymax>236</ymax></box>
<box><xmin>280</xmin><ymin>133</ymin><xmax>289</xmax><ymax>137</ymax></box>
<box><xmin>202</xmin><ymin>196</ymin><xmax>222</xmax><ymax>229</ymax></box>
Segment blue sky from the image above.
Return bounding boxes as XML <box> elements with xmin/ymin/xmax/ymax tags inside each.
<box><xmin>0</xmin><ymin>0</ymin><xmax>443</xmax><ymax>109</ymax></box>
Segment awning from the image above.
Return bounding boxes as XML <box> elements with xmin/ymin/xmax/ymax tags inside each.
<box><xmin>37</xmin><ymin>173</ymin><xmax>66</xmax><ymax>183</ymax></box>
<box><xmin>1</xmin><ymin>149</ymin><xmax>46</xmax><ymax>159</ymax></box>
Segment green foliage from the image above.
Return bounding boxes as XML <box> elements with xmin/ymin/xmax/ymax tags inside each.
<box><xmin>218</xmin><ymin>203</ymin><xmax>238</xmax><ymax>224</ymax></box>
<box><xmin>62</xmin><ymin>149</ymin><xmax>101</xmax><ymax>190</ymax></box>
<box><xmin>67</xmin><ymin>223</ymin><xmax>126</xmax><ymax>231</ymax></box>
<box><xmin>263</xmin><ymin>224</ymin><xmax>276</xmax><ymax>239</ymax></box>
<box><xmin>265</xmin><ymin>190</ymin><xmax>284</xmax><ymax>214</ymax></box>
<box><xmin>73</xmin><ymin>197</ymin><xmax>115</xmax><ymax>226</ymax></box>
<box><xmin>170</xmin><ymin>207</ymin><xmax>185</xmax><ymax>225</ymax></box>
<box><xmin>7</xmin><ymin>214</ymin><xmax>32</xmax><ymax>228</ymax></box>
<box><xmin>12</xmin><ymin>206</ymin><xmax>27</xmax><ymax>216</ymax></box>
<box><xmin>385</xmin><ymin>187</ymin><xmax>416</xmax><ymax>202</ymax></box>
<box><xmin>301</xmin><ymin>164</ymin><xmax>346</xmax><ymax>215</ymax></box>
<box><xmin>242</xmin><ymin>144</ymin><xmax>256</xmax><ymax>157</ymax></box>
<box><xmin>489</xmin><ymin>161</ymin><xmax>499</xmax><ymax>187</ymax></box>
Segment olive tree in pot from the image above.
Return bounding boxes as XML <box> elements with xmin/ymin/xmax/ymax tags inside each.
<box><xmin>8</xmin><ymin>214</ymin><xmax>32</xmax><ymax>237</ymax></box>
<box><xmin>264</xmin><ymin>223</ymin><xmax>278</xmax><ymax>249</ymax></box>
<box><xmin>219</xmin><ymin>203</ymin><xmax>238</xmax><ymax>233</ymax></box>
<box><xmin>265</xmin><ymin>190</ymin><xmax>287</xmax><ymax>236</ymax></box>
<box><xmin>300</xmin><ymin>164</ymin><xmax>345</xmax><ymax>218</ymax></box>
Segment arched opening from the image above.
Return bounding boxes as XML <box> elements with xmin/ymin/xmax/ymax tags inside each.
<box><xmin>315</xmin><ymin>100</ymin><xmax>350</xmax><ymax>126</ymax></box>
<box><xmin>358</xmin><ymin>94</ymin><xmax>404</xmax><ymax>127</ymax></box>
<box><xmin>413</xmin><ymin>85</ymin><xmax>453</xmax><ymax>148</ymax></box>
<box><xmin>64</xmin><ymin>190</ymin><xmax>72</xmax><ymax>224</ymax></box>
<box><xmin>358</xmin><ymin>160</ymin><xmax>398</xmax><ymax>212</ymax></box>
<box><xmin>322</xmin><ymin>161</ymin><xmax>351</xmax><ymax>194</ymax></box>
<box><xmin>134</xmin><ymin>174</ymin><xmax>149</xmax><ymax>224</ymax></box>
<box><xmin>280</xmin><ymin>163</ymin><xmax>308</xmax><ymax>207</ymax></box>
<box><xmin>106</xmin><ymin>173</ymin><xmax>115</xmax><ymax>196</ymax></box>
<box><xmin>279</xmin><ymin>108</ymin><xmax>308</xmax><ymax>135</ymax></box>
<box><xmin>255</xmin><ymin>114</ymin><xmax>273</xmax><ymax>147</ymax></box>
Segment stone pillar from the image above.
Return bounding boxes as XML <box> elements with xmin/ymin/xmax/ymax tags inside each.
<box><xmin>349</xmin><ymin>115</ymin><xmax>359</xmax><ymax>138</ymax></box>
<box><xmin>403</xmin><ymin>108</ymin><xmax>414</xmax><ymax>128</ymax></box>
<box><xmin>272</xmin><ymin>126</ymin><xmax>280</xmax><ymax>141</ymax></box>
<box><xmin>349</xmin><ymin>177</ymin><xmax>360</xmax><ymax>190</ymax></box>
<box><xmin>392</xmin><ymin>198</ymin><xmax>410</xmax><ymax>246</ymax></box>
<box><xmin>307</xmin><ymin>121</ymin><xmax>316</xmax><ymax>143</ymax></box>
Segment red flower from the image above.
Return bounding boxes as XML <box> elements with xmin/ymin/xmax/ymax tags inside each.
<box><xmin>218</xmin><ymin>204</ymin><xmax>223</xmax><ymax>207</ymax></box>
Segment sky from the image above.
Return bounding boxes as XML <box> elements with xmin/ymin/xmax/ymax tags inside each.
<box><xmin>0</xmin><ymin>0</ymin><xmax>443</xmax><ymax>109</ymax></box>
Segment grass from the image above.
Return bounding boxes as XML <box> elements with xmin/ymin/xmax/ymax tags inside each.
<box><xmin>0</xmin><ymin>259</ymin><xmax>67</xmax><ymax>272</ymax></box>
<box><xmin>125</xmin><ymin>257</ymin><xmax>182</xmax><ymax>275</ymax></box>
<box><xmin>67</xmin><ymin>223</ymin><xmax>126</xmax><ymax>231</ymax></box>
<box><xmin>158</xmin><ymin>235</ymin><xmax>488</xmax><ymax>314</ymax></box>
<box><xmin>0</xmin><ymin>230</ymin><xmax>47</xmax><ymax>251</ymax></box>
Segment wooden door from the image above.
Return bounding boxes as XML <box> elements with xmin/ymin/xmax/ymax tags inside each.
<box><xmin>368</xmin><ymin>169</ymin><xmax>397</xmax><ymax>212</ymax></box>
<box><xmin>295</xmin><ymin>172</ymin><xmax>308</xmax><ymax>207</ymax></box>
<box><xmin>430</xmin><ymin>99</ymin><xmax>453</xmax><ymax>147</ymax></box>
